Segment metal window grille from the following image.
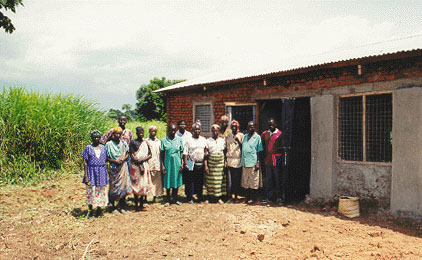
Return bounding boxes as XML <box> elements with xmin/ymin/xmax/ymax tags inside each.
<box><xmin>339</xmin><ymin>97</ymin><xmax>363</xmax><ymax>161</ymax></box>
<box><xmin>338</xmin><ymin>93</ymin><xmax>392</xmax><ymax>162</ymax></box>
<box><xmin>366</xmin><ymin>94</ymin><xmax>392</xmax><ymax>162</ymax></box>
<box><xmin>228</xmin><ymin>105</ymin><xmax>256</xmax><ymax>133</ymax></box>
<box><xmin>195</xmin><ymin>105</ymin><xmax>211</xmax><ymax>132</ymax></box>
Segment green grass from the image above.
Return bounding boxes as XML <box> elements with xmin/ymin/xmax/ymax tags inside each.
<box><xmin>0</xmin><ymin>87</ymin><xmax>109</xmax><ymax>185</ymax></box>
<box><xmin>0</xmin><ymin>87</ymin><xmax>167</xmax><ymax>186</ymax></box>
<box><xmin>122</xmin><ymin>120</ymin><xmax>167</xmax><ymax>140</ymax></box>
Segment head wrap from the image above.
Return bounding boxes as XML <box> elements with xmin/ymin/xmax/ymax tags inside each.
<box><xmin>192</xmin><ymin>123</ymin><xmax>201</xmax><ymax>129</ymax></box>
<box><xmin>230</xmin><ymin>120</ymin><xmax>240</xmax><ymax>134</ymax></box>
<box><xmin>112</xmin><ymin>126</ymin><xmax>123</xmax><ymax>133</ymax></box>
<box><xmin>149</xmin><ymin>125</ymin><xmax>158</xmax><ymax>131</ymax></box>
<box><xmin>220</xmin><ymin>115</ymin><xmax>229</xmax><ymax>122</ymax></box>
<box><xmin>211</xmin><ymin>124</ymin><xmax>221</xmax><ymax>130</ymax></box>
<box><xmin>91</xmin><ymin>129</ymin><xmax>102</xmax><ymax>137</ymax></box>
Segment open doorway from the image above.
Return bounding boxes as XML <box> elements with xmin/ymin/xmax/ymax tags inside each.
<box><xmin>288</xmin><ymin>97</ymin><xmax>311</xmax><ymax>201</ymax></box>
<box><xmin>258</xmin><ymin>97</ymin><xmax>311</xmax><ymax>202</ymax></box>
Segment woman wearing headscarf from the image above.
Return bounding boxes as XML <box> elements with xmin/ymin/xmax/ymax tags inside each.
<box><xmin>204</xmin><ymin>124</ymin><xmax>227</xmax><ymax>204</ymax></box>
<box><xmin>101</xmin><ymin>115</ymin><xmax>134</xmax><ymax>179</ymax></box>
<box><xmin>106</xmin><ymin>126</ymin><xmax>132</xmax><ymax>214</ymax></box>
<box><xmin>225</xmin><ymin>120</ymin><xmax>244</xmax><ymax>203</ymax></box>
<box><xmin>219</xmin><ymin>115</ymin><xmax>231</xmax><ymax>137</ymax></box>
<box><xmin>81</xmin><ymin>130</ymin><xmax>109</xmax><ymax>218</ymax></box>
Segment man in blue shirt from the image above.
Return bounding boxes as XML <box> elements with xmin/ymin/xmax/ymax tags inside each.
<box><xmin>241</xmin><ymin>121</ymin><xmax>263</xmax><ymax>204</ymax></box>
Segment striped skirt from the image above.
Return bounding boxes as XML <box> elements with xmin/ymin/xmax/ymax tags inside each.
<box><xmin>205</xmin><ymin>153</ymin><xmax>227</xmax><ymax>197</ymax></box>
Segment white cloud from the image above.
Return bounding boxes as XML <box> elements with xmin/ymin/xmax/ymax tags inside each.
<box><xmin>0</xmin><ymin>1</ymin><xmax>421</xmax><ymax>109</ymax></box>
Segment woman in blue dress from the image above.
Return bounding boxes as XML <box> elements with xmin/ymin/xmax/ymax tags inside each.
<box><xmin>81</xmin><ymin>130</ymin><xmax>109</xmax><ymax>218</ymax></box>
<box><xmin>160</xmin><ymin>123</ymin><xmax>184</xmax><ymax>205</ymax></box>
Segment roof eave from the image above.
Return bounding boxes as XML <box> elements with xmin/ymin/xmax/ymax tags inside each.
<box><xmin>156</xmin><ymin>49</ymin><xmax>422</xmax><ymax>94</ymax></box>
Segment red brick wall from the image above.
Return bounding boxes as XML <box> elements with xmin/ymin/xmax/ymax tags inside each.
<box><xmin>165</xmin><ymin>56</ymin><xmax>422</xmax><ymax>132</ymax></box>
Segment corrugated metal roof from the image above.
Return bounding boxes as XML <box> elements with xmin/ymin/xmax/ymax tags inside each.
<box><xmin>156</xmin><ymin>34</ymin><xmax>422</xmax><ymax>93</ymax></box>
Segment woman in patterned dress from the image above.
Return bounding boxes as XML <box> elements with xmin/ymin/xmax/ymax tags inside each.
<box><xmin>129</xmin><ymin>126</ymin><xmax>152</xmax><ymax>211</ymax></box>
<box><xmin>81</xmin><ymin>130</ymin><xmax>109</xmax><ymax>218</ymax></box>
<box><xmin>204</xmin><ymin>124</ymin><xmax>227</xmax><ymax>204</ymax></box>
<box><xmin>225</xmin><ymin>120</ymin><xmax>244</xmax><ymax>203</ymax></box>
<box><xmin>106</xmin><ymin>127</ymin><xmax>132</xmax><ymax>214</ymax></box>
<box><xmin>100</xmin><ymin>115</ymin><xmax>134</xmax><ymax>174</ymax></box>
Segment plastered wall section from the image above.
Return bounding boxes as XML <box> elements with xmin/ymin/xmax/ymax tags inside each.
<box><xmin>391</xmin><ymin>87</ymin><xmax>422</xmax><ymax>216</ymax></box>
<box><xmin>336</xmin><ymin>164</ymin><xmax>392</xmax><ymax>207</ymax></box>
<box><xmin>310</xmin><ymin>95</ymin><xmax>336</xmax><ymax>198</ymax></box>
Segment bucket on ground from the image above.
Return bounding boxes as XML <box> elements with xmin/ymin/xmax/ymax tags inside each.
<box><xmin>338</xmin><ymin>196</ymin><xmax>360</xmax><ymax>218</ymax></box>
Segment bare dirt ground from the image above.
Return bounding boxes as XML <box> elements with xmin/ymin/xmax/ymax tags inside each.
<box><xmin>2</xmin><ymin>174</ymin><xmax>422</xmax><ymax>260</ymax></box>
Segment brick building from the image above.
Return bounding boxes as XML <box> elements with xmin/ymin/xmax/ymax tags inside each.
<box><xmin>157</xmin><ymin>43</ymin><xmax>422</xmax><ymax>216</ymax></box>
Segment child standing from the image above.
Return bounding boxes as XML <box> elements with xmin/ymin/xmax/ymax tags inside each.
<box><xmin>82</xmin><ymin>130</ymin><xmax>109</xmax><ymax>218</ymax></box>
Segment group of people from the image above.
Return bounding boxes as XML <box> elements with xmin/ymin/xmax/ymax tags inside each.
<box><xmin>81</xmin><ymin>114</ymin><xmax>285</xmax><ymax>218</ymax></box>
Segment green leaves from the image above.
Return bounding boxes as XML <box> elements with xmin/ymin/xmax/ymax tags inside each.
<box><xmin>135</xmin><ymin>77</ymin><xmax>184</xmax><ymax>122</ymax></box>
<box><xmin>0</xmin><ymin>87</ymin><xmax>109</xmax><ymax>185</ymax></box>
<box><xmin>0</xmin><ymin>0</ymin><xmax>23</xmax><ymax>33</ymax></box>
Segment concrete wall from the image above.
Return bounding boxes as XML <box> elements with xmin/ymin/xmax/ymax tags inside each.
<box><xmin>336</xmin><ymin>163</ymin><xmax>392</xmax><ymax>207</ymax></box>
<box><xmin>391</xmin><ymin>87</ymin><xmax>422</xmax><ymax>216</ymax></box>
<box><xmin>310</xmin><ymin>95</ymin><xmax>336</xmax><ymax>198</ymax></box>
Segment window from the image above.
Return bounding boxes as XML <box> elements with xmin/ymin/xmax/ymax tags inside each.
<box><xmin>227</xmin><ymin>104</ymin><xmax>256</xmax><ymax>133</ymax></box>
<box><xmin>338</xmin><ymin>93</ymin><xmax>392</xmax><ymax>163</ymax></box>
<box><xmin>194</xmin><ymin>104</ymin><xmax>211</xmax><ymax>132</ymax></box>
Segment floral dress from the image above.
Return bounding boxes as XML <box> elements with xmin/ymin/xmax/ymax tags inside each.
<box><xmin>106</xmin><ymin>140</ymin><xmax>132</xmax><ymax>199</ymax></box>
<box><xmin>81</xmin><ymin>144</ymin><xmax>109</xmax><ymax>207</ymax></box>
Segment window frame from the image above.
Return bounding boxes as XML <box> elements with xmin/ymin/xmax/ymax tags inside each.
<box><xmin>337</xmin><ymin>91</ymin><xmax>392</xmax><ymax>165</ymax></box>
<box><xmin>225</xmin><ymin>102</ymin><xmax>257</xmax><ymax>131</ymax></box>
<box><xmin>193</xmin><ymin>101</ymin><xmax>214</xmax><ymax>134</ymax></box>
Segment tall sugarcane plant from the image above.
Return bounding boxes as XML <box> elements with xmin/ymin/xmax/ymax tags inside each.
<box><xmin>0</xmin><ymin>87</ymin><xmax>109</xmax><ymax>185</ymax></box>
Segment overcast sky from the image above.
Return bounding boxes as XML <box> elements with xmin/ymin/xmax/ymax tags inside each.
<box><xmin>1</xmin><ymin>1</ymin><xmax>421</xmax><ymax>110</ymax></box>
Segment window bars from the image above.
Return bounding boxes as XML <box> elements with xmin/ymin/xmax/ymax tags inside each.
<box><xmin>195</xmin><ymin>105</ymin><xmax>211</xmax><ymax>132</ymax></box>
<box><xmin>339</xmin><ymin>93</ymin><xmax>392</xmax><ymax>163</ymax></box>
<box><xmin>228</xmin><ymin>105</ymin><xmax>256</xmax><ymax>133</ymax></box>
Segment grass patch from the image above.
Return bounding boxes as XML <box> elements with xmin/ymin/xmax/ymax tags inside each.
<box><xmin>109</xmin><ymin>120</ymin><xmax>167</xmax><ymax>140</ymax></box>
<box><xmin>0</xmin><ymin>87</ymin><xmax>168</xmax><ymax>186</ymax></box>
<box><xmin>0</xmin><ymin>87</ymin><xmax>109</xmax><ymax>185</ymax></box>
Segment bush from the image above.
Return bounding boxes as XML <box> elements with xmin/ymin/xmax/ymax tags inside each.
<box><xmin>125</xmin><ymin>120</ymin><xmax>167</xmax><ymax>140</ymax></box>
<box><xmin>0</xmin><ymin>87</ymin><xmax>109</xmax><ymax>185</ymax></box>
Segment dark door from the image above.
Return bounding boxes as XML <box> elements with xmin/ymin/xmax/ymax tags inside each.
<box><xmin>258</xmin><ymin>98</ymin><xmax>311</xmax><ymax>202</ymax></box>
<box><xmin>287</xmin><ymin>97</ymin><xmax>311</xmax><ymax>201</ymax></box>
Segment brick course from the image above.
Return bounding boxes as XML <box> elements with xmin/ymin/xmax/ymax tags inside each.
<box><xmin>165</xmin><ymin>55</ymin><xmax>422</xmax><ymax>132</ymax></box>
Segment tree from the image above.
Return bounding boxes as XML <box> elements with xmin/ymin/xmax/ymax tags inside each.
<box><xmin>135</xmin><ymin>77</ymin><xmax>184</xmax><ymax>122</ymax></box>
<box><xmin>1</xmin><ymin>0</ymin><xmax>24</xmax><ymax>34</ymax></box>
<box><xmin>122</xmin><ymin>104</ymin><xmax>132</xmax><ymax>112</ymax></box>
<box><xmin>106</xmin><ymin>108</ymin><xmax>123</xmax><ymax>120</ymax></box>
<box><xmin>121</xmin><ymin>103</ymin><xmax>136</xmax><ymax>121</ymax></box>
